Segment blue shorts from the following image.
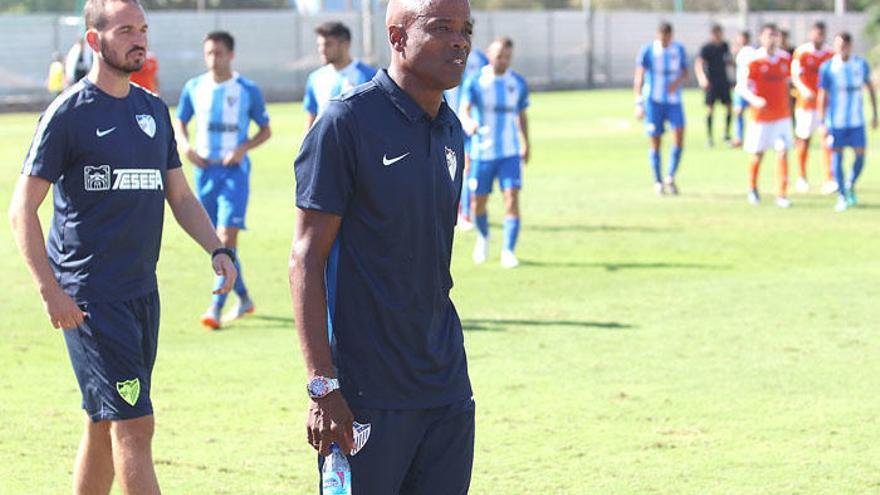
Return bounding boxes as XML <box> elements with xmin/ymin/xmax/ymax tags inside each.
<box><xmin>734</xmin><ymin>94</ymin><xmax>750</xmax><ymax>112</ymax></box>
<box><xmin>644</xmin><ymin>102</ymin><xmax>685</xmax><ymax>137</ymax></box>
<box><xmin>472</xmin><ymin>156</ymin><xmax>522</xmax><ymax>195</ymax></box>
<box><xmin>827</xmin><ymin>126</ymin><xmax>866</xmax><ymax>149</ymax></box>
<box><xmin>194</xmin><ymin>165</ymin><xmax>249</xmax><ymax>229</ymax></box>
<box><xmin>318</xmin><ymin>398</ymin><xmax>475</xmax><ymax>495</ymax></box>
<box><xmin>63</xmin><ymin>291</ymin><xmax>160</xmax><ymax>422</ymax></box>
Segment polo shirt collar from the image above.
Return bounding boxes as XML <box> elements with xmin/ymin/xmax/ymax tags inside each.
<box><xmin>374</xmin><ymin>69</ymin><xmax>455</xmax><ymax>126</ymax></box>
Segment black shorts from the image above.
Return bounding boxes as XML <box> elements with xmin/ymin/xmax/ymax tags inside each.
<box><xmin>318</xmin><ymin>397</ymin><xmax>475</xmax><ymax>494</ymax></box>
<box><xmin>63</xmin><ymin>291</ymin><xmax>160</xmax><ymax>422</ymax></box>
<box><xmin>705</xmin><ymin>82</ymin><xmax>732</xmax><ymax>106</ymax></box>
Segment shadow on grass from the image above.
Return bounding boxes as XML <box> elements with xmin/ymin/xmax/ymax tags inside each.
<box><xmin>519</xmin><ymin>260</ymin><xmax>729</xmax><ymax>271</ymax></box>
<box><xmin>462</xmin><ymin>318</ymin><xmax>633</xmax><ymax>332</ymax></box>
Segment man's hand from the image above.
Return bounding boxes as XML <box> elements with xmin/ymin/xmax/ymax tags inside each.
<box><xmin>462</xmin><ymin>118</ymin><xmax>479</xmax><ymax>136</ymax></box>
<box><xmin>635</xmin><ymin>104</ymin><xmax>645</xmax><ymax>121</ymax></box>
<box><xmin>521</xmin><ymin>143</ymin><xmax>530</xmax><ymax>165</ymax></box>
<box><xmin>42</xmin><ymin>286</ymin><xmax>86</xmax><ymax>330</ymax></box>
<box><xmin>872</xmin><ymin>115</ymin><xmax>878</xmax><ymax>130</ymax></box>
<box><xmin>307</xmin><ymin>390</ymin><xmax>355</xmax><ymax>456</ymax></box>
<box><xmin>800</xmin><ymin>88</ymin><xmax>815</xmax><ymax>102</ymax></box>
<box><xmin>211</xmin><ymin>254</ymin><xmax>237</xmax><ymax>295</ymax></box>
<box><xmin>668</xmin><ymin>81</ymin><xmax>681</xmax><ymax>94</ymax></box>
<box><xmin>751</xmin><ymin>96</ymin><xmax>767</xmax><ymax>109</ymax></box>
<box><xmin>185</xmin><ymin>148</ymin><xmax>208</xmax><ymax>168</ymax></box>
<box><xmin>698</xmin><ymin>79</ymin><xmax>710</xmax><ymax>90</ymax></box>
<box><xmin>223</xmin><ymin>147</ymin><xmax>246</xmax><ymax>167</ymax></box>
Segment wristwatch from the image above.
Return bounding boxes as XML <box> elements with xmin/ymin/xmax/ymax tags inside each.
<box><xmin>307</xmin><ymin>376</ymin><xmax>340</xmax><ymax>400</ymax></box>
<box><xmin>212</xmin><ymin>247</ymin><xmax>236</xmax><ymax>264</ymax></box>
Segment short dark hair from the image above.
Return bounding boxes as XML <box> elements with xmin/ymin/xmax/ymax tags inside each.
<box><xmin>492</xmin><ymin>36</ymin><xmax>514</xmax><ymax>50</ymax></box>
<box><xmin>711</xmin><ymin>23</ymin><xmax>722</xmax><ymax>34</ymax></box>
<box><xmin>658</xmin><ymin>22</ymin><xmax>673</xmax><ymax>35</ymax></box>
<box><xmin>739</xmin><ymin>30</ymin><xmax>751</xmax><ymax>41</ymax></box>
<box><xmin>837</xmin><ymin>31</ymin><xmax>852</xmax><ymax>45</ymax></box>
<box><xmin>204</xmin><ymin>31</ymin><xmax>235</xmax><ymax>52</ymax></box>
<box><xmin>812</xmin><ymin>21</ymin><xmax>826</xmax><ymax>32</ymax></box>
<box><xmin>84</xmin><ymin>0</ymin><xmax>141</xmax><ymax>31</ymax></box>
<box><xmin>316</xmin><ymin>21</ymin><xmax>351</xmax><ymax>43</ymax></box>
<box><xmin>761</xmin><ymin>23</ymin><xmax>778</xmax><ymax>35</ymax></box>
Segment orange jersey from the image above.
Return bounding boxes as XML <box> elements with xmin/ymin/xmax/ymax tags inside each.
<box><xmin>747</xmin><ymin>49</ymin><xmax>791</xmax><ymax>122</ymax></box>
<box><xmin>131</xmin><ymin>53</ymin><xmax>159</xmax><ymax>93</ymax></box>
<box><xmin>792</xmin><ymin>43</ymin><xmax>833</xmax><ymax>110</ymax></box>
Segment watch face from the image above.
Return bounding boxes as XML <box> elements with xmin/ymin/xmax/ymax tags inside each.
<box><xmin>308</xmin><ymin>378</ymin><xmax>328</xmax><ymax>397</ymax></box>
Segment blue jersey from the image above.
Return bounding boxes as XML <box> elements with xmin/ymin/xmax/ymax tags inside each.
<box><xmin>22</xmin><ymin>79</ymin><xmax>182</xmax><ymax>303</ymax></box>
<box><xmin>638</xmin><ymin>40</ymin><xmax>688</xmax><ymax>105</ymax></box>
<box><xmin>462</xmin><ymin>66</ymin><xmax>529</xmax><ymax>162</ymax></box>
<box><xmin>303</xmin><ymin>59</ymin><xmax>377</xmax><ymax>117</ymax></box>
<box><xmin>444</xmin><ymin>49</ymin><xmax>489</xmax><ymax>115</ymax></box>
<box><xmin>820</xmin><ymin>55</ymin><xmax>871</xmax><ymax>130</ymax></box>
<box><xmin>176</xmin><ymin>72</ymin><xmax>269</xmax><ymax>174</ymax></box>
<box><xmin>294</xmin><ymin>70</ymin><xmax>471</xmax><ymax>410</ymax></box>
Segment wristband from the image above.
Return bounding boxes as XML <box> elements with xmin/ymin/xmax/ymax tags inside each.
<box><xmin>212</xmin><ymin>247</ymin><xmax>236</xmax><ymax>264</ymax></box>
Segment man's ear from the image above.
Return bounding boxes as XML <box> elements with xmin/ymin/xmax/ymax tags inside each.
<box><xmin>388</xmin><ymin>25</ymin><xmax>407</xmax><ymax>54</ymax></box>
<box><xmin>85</xmin><ymin>30</ymin><xmax>100</xmax><ymax>53</ymax></box>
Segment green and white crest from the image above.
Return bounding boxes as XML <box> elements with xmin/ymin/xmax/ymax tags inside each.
<box><xmin>116</xmin><ymin>378</ymin><xmax>141</xmax><ymax>407</ymax></box>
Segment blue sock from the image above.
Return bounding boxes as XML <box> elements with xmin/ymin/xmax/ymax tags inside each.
<box><xmin>475</xmin><ymin>213</ymin><xmax>489</xmax><ymax>238</ymax></box>
<box><xmin>735</xmin><ymin>113</ymin><xmax>744</xmax><ymax>142</ymax></box>
<box><xmin>668</xmin><ymin>146</ymin><xmax>683</xmax><ymax>178</ymax></box>
<box><xmin>233</xmin><ymin>257</ymin><xmax>248</xmax><ymax>299</ymax></box>
<box><xmin>503</xmin><ymin>217</ymin><xmax>520</xmax><ymax>252</ymax></box>
<box><xmin>832</xmin><ymin>151</ymin><xmax>845</xmax><ymax>199</ymax></box>
<box><xmin>848</xmin><ymin>154</ymin><xmax>865</xmax><ymax>190</ymax></box>
<box><xmin>649</xmin><ymin>149</ymin><xmax>661</xmax><ymax>183</ymax></box>
<box><xmin>212</xmin><ymin>275</ymin><xmax>228</xmax><ymax>309</ymax></box>
<box><xmin>460</xmin><ymin>184</ymin><xmax>472</xmax><ymax>219</ymax></box>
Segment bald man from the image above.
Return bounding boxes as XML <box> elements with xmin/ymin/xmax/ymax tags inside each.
<box><xmin>290</xmin><ymin>0</ymin><xmax>475</xmax><ymax>493</ymax></box>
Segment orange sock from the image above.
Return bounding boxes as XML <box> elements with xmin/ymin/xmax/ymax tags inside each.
<box><xmin>796</xmin><ymin>141</ymin><xmax>808</xmax><ymax>179</ymax></box>
<box><xmin>749</xmin><ymin>156</ymin><xmax>761</xmax><ymax>191</ymax></box>
<box><xmin>824</xmin><ymin>145</ymin><xmax>833</xmax><ymax>180</ymax></box>
<box><xmin>777</xmin><ymin>154</ymin><xmax>789</xmax><ymax>197</ymax></box>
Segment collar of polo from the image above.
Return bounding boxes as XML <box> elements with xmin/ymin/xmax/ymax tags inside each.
<box><xmin>375</xmin><ymin>69</ymin><xmax>455</xmax><ymax>126</ymax></box>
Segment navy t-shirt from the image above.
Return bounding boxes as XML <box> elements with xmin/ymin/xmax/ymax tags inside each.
<box><xmin>294</xmin><ymin>70</ymin><xmax>472</xmax><ymax>410</ymax></box>
<box><xmin>22</xmin><ymin>79</ymin><xmax>182</xmax><ymax>303</ymax></box>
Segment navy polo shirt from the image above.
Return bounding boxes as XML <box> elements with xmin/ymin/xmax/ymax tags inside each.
<box><xmin>22</xmin><ymin>79</ymin><xmax>182</xmax><ymax>303</ymax></box>
<box><xmin>295</xmin><ymin>70</ymin><xmax>472</xmax><ymax>410</ymax></box>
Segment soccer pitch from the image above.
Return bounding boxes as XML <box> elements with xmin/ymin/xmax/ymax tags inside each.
<box><xmin>1</xmin><ymin>89</ymin><xmax>879</xmax><ymax>494</ymax></box>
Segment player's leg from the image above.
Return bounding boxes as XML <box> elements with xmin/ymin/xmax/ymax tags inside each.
<box><xmin>665</xmin><ymin>104</ymin><xmax>685</xmax><ymax>195</ymax></box>
<box><xmin>72</xmin><ymin>416</ymin><xmax>114</xmax><ymax>495</ymax></box>
<box><xmin>471</xmin><ymin>159</ymin><xmax>495</xmax><ymax>264</ymax></box>
<box><xmin>793</xmin><ymin>109</ymin><xmax>815</xmax><ymax>191</ymax></box>
<box><xmin>194</xmin><ymin>170</ymin><xmax>223</xmax><ymax>329</ymax></box>
<box><xmin>821</xmin><ymin>137</ymin><xmax>837</xmax><ymax>195</ymax></box>
<box><xmin>773</xmin><ymin>118</ymin><xmax>793</xmax><ymax>208</ymax></box>
<box><xmin>744</xmin><ymin>121</ymin><xmax>765</xmax><ymax>204</ymax></box>
<box><xmin>499</xmin><ymin>156</ymin><xmax>523</xmax><ymax>269</ymax></box>
<box><xmin>722</xmin><ymin>88</ymin><xmax>733</xmax><ymax>143</ymax></box>
<box><xmin>704</xmin><ymin>89</ymin><xmax>715</xmax><ymax>147</ymax></box>
<box><xmin>848</xmin><ymin>147</ymin><xmax>866</xmax><ymax>207</ymax></box>
<box><xmin>830</xmin><ymin>144</ymin><xmax>847</xmax><ymax>211</ymax></box>
<box><xmin>108</xmin><ymin>416</ymin><xmax>159</xmax><ymax>495</ymax></box>
<box><xmin>217</xmin><ymin>222</ymin><xmax>254</xmax><ymax>323</ymax></box>
<box><xmin>733</xmin><ymin>96</ymin><xmax>747</xmax><ymax>147</ymax></box>
<box><xmin>644</xmin><ymin>101</ymin><xmax>664</xmax><ymax>195</ymax></box>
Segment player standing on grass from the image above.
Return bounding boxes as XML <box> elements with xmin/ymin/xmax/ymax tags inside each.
<box><xmin>290</xmin><ymin>0</ymin><xmax>475</xmax><ymax>491</ymax></box>
<box><xmin>817</xmin><ymin>32</ymin><xmax>878</xmax><ymax>212</ymax></box>
<box><xmin>737</xmin><ymin>23</ymin><xmax>793</xmax><ymax>208</ymax></box>
<box><xmin>174</xmin><ymin>31</ymin><xmax>272</xmax><ymax>330</ymax></box>
<box><xmin>695</xmin><ymin>24</ymin><xmax>733</xmax><ymax>147</ymax></box>
<box><xmin>791</xmin><ymin>21</ymin><xmax>835</xmax><ymax>194</ymax></box>
<box><xmin>460</xmin><ymin>37</ymin><xmax>530</xmax><ymax>269</ymax></box>
<box><xmin>634</xmin><ymin>22</ymin><xmax>688</xmax><ymax>196</ymax></box>
<box><xmin>303</xmin><ymin>21</ymin><xmax>377</xmax><ymax>129</ymax></box>
<box><xmin>8</xmin><ymin>1</ymin><xmax>236</xmax><ymax>493</ymax></box>
<box><xmin>732</xmin><ymin>30</ymin><xmax>755</xmax><ymax>148</ymax></box>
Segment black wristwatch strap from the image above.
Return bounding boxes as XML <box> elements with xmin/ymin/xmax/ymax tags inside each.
<box><xmin>212</xmin><ymin>247</ymin><xmax>236</xmax><ymax>264</ymax></box>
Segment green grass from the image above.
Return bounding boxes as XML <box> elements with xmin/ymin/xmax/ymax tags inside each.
<box><xmin>2</xmin><ymin>90</ymin><xmax>879</xmax><ymax>494</ymax></box>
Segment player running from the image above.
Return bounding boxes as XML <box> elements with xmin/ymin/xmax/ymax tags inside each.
<box><xmin>817</xmin><ymin>32</ymin><xmax>878</xmax><ymax>212</ymax></box>
<box><xmin>303</xmin><ymin>21</ymin><xmax>377</xmax><ymax>129</ymax></box>
<box><xmin>695</xmin><ymin>24</ymin><xmax>733</xmax><ymax>147</ymax></box>
<box><xmin>9</xmin><ymin>1</ymin><xmax>236</xmax><ymax>492</ymax></box>
<box><xmin>738</xmin><ymin>23</ymin><xmax>793</xmax><ymax>208</ymax></box>
<box><xmin>732</xmin><ymin>30</ymin><xmax>755</xmax><ymax>148</ymax></box>
<box><xmin>174</xmin><ymin>31</ymin><xmax>272</xmax><ymax>329</ymax></box>
<box><xmin>791</xmin><ymin>21</ymin><xmax>835</xmax><ymax>193</ymax></box>
<box><xmin>634</xmin><ymin>22</ymin><xmax>688</xmax><ymax>195</ymax></box>
<box><xmin>461</xmin><ymin>37</ymin><xmax>530</xmax><ymax>268</ymax></box>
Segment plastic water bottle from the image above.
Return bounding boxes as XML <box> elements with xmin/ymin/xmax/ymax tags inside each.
<box><xmin>322</xmin><ymin>444</ymin><xmax>352</xmax><ymax>495</ymax></box>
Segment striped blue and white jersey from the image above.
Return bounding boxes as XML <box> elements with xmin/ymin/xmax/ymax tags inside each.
<box><xmin>819</xmin><ymin>54</ymin><xmax>871</xmax><ymax>130</ymax></box>
<box><xmin>176</xmin><ymin>72</ymin><xmax>270</xmax><ymax>173</ymax></box>
<box><xmin>462</xmin><ymin>66</ymin><xmax>529</xmax><ymax>161</ymax></box>
<box><xmin>637</xmin><ymin>40</ymin><xmax>688</xmax><ymax>105</ymax></box>
<box><xmin>303</xmin><ymin>60</ymin><xmax>377</xmax><ymax>117</ymax></box>
<box><xmin>444</xmin><ymin>49</ymin><xmax>489</xmax><ymax>115</ymax></box>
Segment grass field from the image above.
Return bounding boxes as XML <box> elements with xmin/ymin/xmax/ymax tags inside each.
<box><xmin>1</xmin><ymin>89</ymin><xmax>879</xmax><ymax>494</ymax></box>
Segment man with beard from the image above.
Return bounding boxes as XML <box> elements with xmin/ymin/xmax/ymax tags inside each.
<box><xmin>9</xmin><ymin>1</ymin><xmax>236</xmax><ymax>493</ymax></box>
<box><xmin>289</xmin><ymin>0</ymin><xmax>475</xmax><ymax>491</ymax></box>
<box><xmin>303</xmin><ymin>21</ymin><xmax>377</xmax><ymax>129</ymax></box>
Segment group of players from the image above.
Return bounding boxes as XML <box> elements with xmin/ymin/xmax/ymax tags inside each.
<box><xmin>635</xmin><ymin>21</ymin><xmax>877</xmax><ymax>211</ymax></box>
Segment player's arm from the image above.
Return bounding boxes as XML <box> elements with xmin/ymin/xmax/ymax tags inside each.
<box><xmin>737</xmin><ymin>64</ymin><xmax>765</xmax><ymax>108</ymax></box>
<box><xmin>866</xmin><ymin>76</ymin><xmax>878</xmax><ymax>130</ymax></box>
<box><xmin>694</xmin><ymin>56</ymin><xmax>709</xmax><ymax>89</ymax></box>
<box><xmin>518</xmin><ymin>110</ymin><xmax>530</xmax><ymax>165</ymax></box>
<box><xmin>790</xmin><ymin>57</ymin><xmax>813</xmax><ymax>100</ymax></box>
<box><xmin>289</xmin><ymin>208</ymin><xmax>355</xmax><ymax>456</ymax></box>
<box><xmin>164</xmin><ymin>168</ymin><xmax>235</xmax><ymax>294</ymax></box>
<box><xmin>305</xmin><ymin>112</ymin><xmax>317</xmax><ymax>130</ymax></box>
<box><xmin>668</xmin><ymin>58</ymin><xmax>689</xmax><ymax>94</ymax></box>
<box><xmin>8</xmin><ymin>176</ymin><xmax>86</xmax><ymax>330</ymax></box>
<box><xmin>633</xmin><ymin>66</ymin><xmax>646</xmax><ymax>119</ymax></box>
<box><xmin>173</xmin><ymin>119</ymin><xmax>208</xmax><ymax>169</ymax></box>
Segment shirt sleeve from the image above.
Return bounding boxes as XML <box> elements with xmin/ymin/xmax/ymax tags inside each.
<box><xmin>863</xmin><ymin>59</ymin><xmax>872</xmax><ymax>85</ymax></box>
<box><xmin>21</xmin><ymin>103</ymin><xmax>69</xmax><ymax>182</ymax></box>
<box><xmin>294</xmin><ymin>101</ymin><xmax>358</xmax><ymax>216</ymax></box>
<box><xmin>637</xmin><ymin>45</ymin><xmax>651</xmax><ymax>69</ymax></box>
<box><xmin>248</xmin><ymin>84</ymin><xmax>270</xmax><ymax>127</ymax></box>
<box><xmin>516</xmin><ymin>75</ymin><xmax>530</xmax><ymax>111</ymax></box>
<box><xmin>679</xmin><ymin>45</ymin><xmax>688</xmax><ymax>70</ymax></box>
<box><xmin>176</xmin><ymin>81</ymin><xmax>194</xmax><ymax>123</ymax></box>
<box><xmin>819</xmin><ymin>62</ymin><xmax>832</xmax><ymax>91</ymax></box>
<box><xmin>303</xmin><ymin>74</ymin><xmax>318</xmax><ymax>116</ymax></box>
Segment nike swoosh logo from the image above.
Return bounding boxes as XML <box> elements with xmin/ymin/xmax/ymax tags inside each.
<box><xmin>96</xmin><ymin>127</ymin><xmax>117</xmax><ymax>138</ymax></box>
<box><xmin>383</xmin><ymin>152</ymin><xmax>410</xmax><ymax>167</ymax></box>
